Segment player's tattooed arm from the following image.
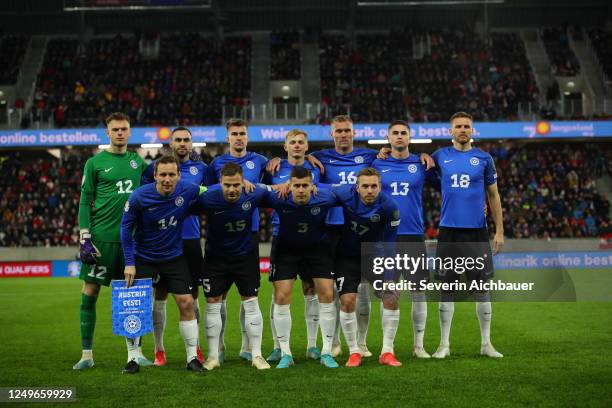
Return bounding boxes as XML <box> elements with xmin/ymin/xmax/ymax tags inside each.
<box><xmin>486</xmin><ymin>182</ymin><xmax>504</xmax><ymax>254</ymax></box>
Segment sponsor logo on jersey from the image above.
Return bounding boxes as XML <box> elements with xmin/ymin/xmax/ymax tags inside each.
<box><xmin>124</xmin><ymin>201</ymin><xmax>130</xmax><ymax>212</ymax></box>
<box><xmin>354</xmin><ymin>156</ymin><xmax>364</xmax><ymax>164</ymax></box>
<box><xmin>470</xmin><ymin>157</ymin><xmax>480</xmax><ymax>166</ymax></box>
<box><xmin>246</xmin><ymin>160</ymin><xmax>255</xmax><ymax>170</ymax></box>
<box><xmin>124</xmin><ymin>315</ymin><xmax>142</xmax><ymax>334</ymax></box>
<box><xmin>175</xmin><ymin>196</ymin><xmax>184</xmax><ymax>207</ymax></box>
<box><xmin>190</xmin><ymin>166</ymin><xmax>198</xmax><ymax>175</ymax></box>
<box><xmin>370</xmin><ymin>214</ymin><xmax>380</xmax><ymax>223</ymax></box>
<box><xmin>381</xmin><ymin>169</ymin><xmax>391</xmax><ymax>173</ymax></box>
<box><xmin>311</xmin><ymin>207</ymin><xmax>321</xmax><ymax>215</ymax></box>
<box><xmin>130</xmin><ymin>160</ymin><xmax>138</xmax><ymax>169</ymax></box>
<box><xmin>444</xmin><ymin>159</ymin><xmax>453</xmax><ymax>163</ymax></box>
<box><xmin>408</xmin><ymin>164</ymin><xmax>418</xmax><ymax>173</ymax></box>
<box><xmin>242</xmin><ymin>201</ymin><xmax>252</xmax><ymax>211</ymax></box>
<box><xmin>104</xmin><ymin>167</ymin><xmax>113</xmax><ymax>172</ymax></box>
<box><xmin>329</xmin><ymin>159</ymin><xmax>338</xmax><ymax>163</ymax></box>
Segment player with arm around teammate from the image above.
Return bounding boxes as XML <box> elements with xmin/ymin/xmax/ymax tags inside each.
<box><xmin>264</xmin><ymin>129</ymin><xmax>323</xmax><ymax>363</ymax></box>
<box><xmin>329</xmin><ymin>168</ymin><xmax>401</xmax><ymax>367</ymax></box>
<box><xmin>141</xmin><ymin>126</ymin><xmax>209</xmax><ymax>366</ymax></box>
<box><xmin>190</xmin><ymin>163</ymin><xmax>271</xmax><ymax>371</ymax></box>
<box><xmin>120</xmin><ymin>155</ymin><xmax>206</xmax><ymax>373</ymax></box>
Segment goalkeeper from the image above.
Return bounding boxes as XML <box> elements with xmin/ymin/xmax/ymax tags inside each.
<box><xmin>73</xmin><ymin>113</ymin><xmax>148</xmax><ymax>370</ymax></box>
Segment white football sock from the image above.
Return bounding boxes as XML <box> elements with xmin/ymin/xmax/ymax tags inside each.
<box><xmin>125</xmin><ymin>337</ymin><xmax>140</xmax><ymax>362</ymax></box>
<box><xmin>319</xmin><ymin>302</ymin><xmax>336</xmax><ymax>356</ymax></box>
<box><xmin>357</xmin><ymin>283</ymin><xmax>371</xmax><ymax>346</ymax></box>
<box><xmin>153</xmin><ymin>300</ymin><xmax>167</xmax><ymax>352</ymax></box>
<box><xmin>242</xmin><ymin>298</ymin><xmax>263</xmax><ymax>358</ymax></box>
<box><xmin>474</xmin><ymin>292</ymin><xmax>492</xmax><ymax>345</ymax></box>
<box><xmin>381</xmin><ymin>308</ymin><xmax>400</xmax><ymax>354</ymax></box>
<box><xmin>439</xmin><ymin>301</ymin><xmax>454</xmax><ymax>346</ymax></box>
<box><xmin>339</xmin><ymin>311</ymin><xmax>360</xmax><ymax>354</ymax></box>
<box><xmin>179</xmin><ymin>319</ymin><xmax>199</xmax><ymax>362</ymax></box>
<box><xmin>273</xmin><ymin>303</ymin><xmax>292</xmax><ymax>356</ymax></box>
<box><xmin>270</xmin><ymin>293</ymin><xmax>279</xmax><ymax>349</ymax></box>
<box><xmin>304</xmin><ymin>294</ymin><xmax>319</xmax><ymax>349</ymax></box>
<box><xmin>411</xmin><ymin>291</ymin><xmax>427</xmax><ymax>348</ymax></box>
<box><xmin>219</xmin><ymin>299</ymin><xmax>227</xmax><ymax>353</ymax></box>
<box><xmin>332</xmin><ymin>287</ymin><xmax>341</xmax><ymax>344</ymax></box>
<box><xmin>239</xmin><ymin>302</ymin><xmax>250</xmax><ymax>351</ymax></box>
<box><xmin>206</xmin><ymin>303</ymin><xmax>222</xmax><ymax>361</ymax></box>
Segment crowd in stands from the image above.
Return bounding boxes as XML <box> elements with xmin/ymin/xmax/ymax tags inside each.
<box><xmin>319</xmin><ymin>29</ymin><xmax>539</xmax><ymax>123</ymax></box>
<box><xmin>27</xmin><ymin>33</ymin><xmax>251</xmax><ymax>128</ymax></box>
<box><xmin>270</xmin><ymin>30</ymin><xmax>301</xmax><ymax>80</ymax></box>
<box><xmin>2</xmin><ymin>142</ymin><xmax>610</xmax><ymax>247</ymax></box>
<box><xmin>0</xmin><ymin>35</ymin><xmax>27</xmax><ymax>85</ymax></box>
<box><xmin>541</xmin><ymin>27</ymin><xmax>581</xmax><ymax>76</ymax></box>
<box><xmin>588</xmin><ymin>28</ymin><xmax>612</xmax><ymax>84</ymax></box>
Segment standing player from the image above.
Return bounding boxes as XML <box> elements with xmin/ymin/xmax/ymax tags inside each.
<box><xmin>310</xmin><ymin>115</ymin><xmax>382</xmax><ymax>357</ymax></box>
<box><xmin>141</xmin><ymin>127</ymin><xmax>209</xmax><ymax>366</ymax></box>
<box><xmin>330</xmin><ymin>168</ymin><xmax>400</xmax><ymax>368</ymax></box>
<box><xmin>74</xmin><ymin>112</ymin><xmax>149</xmax><ymax>370</ymax></box>
<box><xmin>191</xmin><ymin>163</ymin><xmax>270</xmax><ymax>370</ymax></box>
<box><xmin>264</xmin><ymin>129</ymin><xmax>322</xmax><ymax>363</ymax></box>
<box><xmin>121</xmin><ymin>155</ymin><xmax>204</xmax><ymax>373</ymax></box>
<box><xmin>431</xmin><ymin>112</ymin><xmax>504</xmax><ymax>359</ymax></box>
<box><xmin>264</xmin><ymin>166</ymin><xmax>341</xmax><ymax>369</ymax></box>
<box><xmin>206</xmin><ymin>118</ymin><xmax>268</xmax><ymax>362</ymax></box>
<box><xmin>372</xmin><ymin>120</ymin><xmax>433</xmax><ymax>362</ymax></box>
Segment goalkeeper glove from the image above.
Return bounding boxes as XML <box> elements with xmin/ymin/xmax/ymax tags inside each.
<box><xmin>79</xmin><ymin>230</ymin><xmax>101</xmax><ymax>265</ymax></box>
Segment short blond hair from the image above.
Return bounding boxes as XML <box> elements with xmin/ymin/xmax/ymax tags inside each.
<box><xmin>331</xmin><ymin>115</ymin><xmax>353</xmax><ymax>125</ymax></box>
<box><xmin>285</xmin><ymin>129</ymin><xmax>308</xmax><ymax>141</ymax></box>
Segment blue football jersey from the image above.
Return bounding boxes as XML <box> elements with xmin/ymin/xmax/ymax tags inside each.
<box><xmin>141</xmin><ymin>159</ymin><xmax>209</xmax><ymax>240</ymax></box>
<box><xmin>311</xmin><ymin>147</ymin><xmax>378</xmax><ymax>225</ymax></box>
<box><xmin>333</xmin><ymin>185</ymin><xmax>400</xmax><ymax>257</ymax></box>
<box><xmin>372</xmin><ymin>154</ymin><xmax>428</xmax><ymax>235</ymax></box>
<box><xmin>207</xmin><ymin>151</ymin><xmax>268</xmax><ymax>232</ymax></box>
<box><xmin>263</xmin><ymin>160</ymin><xmax>321</xmax><ymax>236</ymax></box>
<box><xmin>431</xmin><ymin>146</ymin><xmax>497</xmax><ymax>228</ymax></box>
<box><xmin>262</xmin><ymin>187</ymin><xmax>340</xmax><ymax>247</ymax></box>
<box><xmin>191</xmin><ymin>184</ymin><xmax>268</xmax><ymax>256</ymax></box>
<box><xmin>121</xmin><ymin>180</ymin><xmax>204</xmax><ymax>265</ymax></box>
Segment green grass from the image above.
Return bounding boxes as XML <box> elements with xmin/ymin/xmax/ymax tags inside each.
<box><xmin>1</xmin><ymin>276</ymin><xmax>611</xmax><ymax>407</ymax></box>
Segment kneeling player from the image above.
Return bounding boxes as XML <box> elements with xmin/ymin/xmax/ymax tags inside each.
<box><xmin>263</xmin><ymin>166</ymin><xmax>341</xmax><ymax>369</ymax></box>
<box><xmin>190</xmin><ymin>163</ymin><xmax>270</xmax><ymax>370</ymax></box>
<box><xmin>330</xmin><ymin>168</ymin><xmax>401</xmax><ymax>367</ymax></box>
<box><xmin>120</xmin><ymin>155</ymin><xmax>205</xmax><ymax>373</ymax></box>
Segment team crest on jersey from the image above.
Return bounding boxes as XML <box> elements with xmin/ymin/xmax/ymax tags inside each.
<box><xmin>246</xmin><ymin>160</ymin><xmax>255</xmax><ymax>170</ymax></box>
<box><xmin>124</xmin><ymin>201</ymin><xmax>130</xmax><ymax>212</ymax></box>
<box><xmin>370</xmin><ymin>214</ymin><xmax>380</xmax><ymax>223</ymax></box>
<box><xmin>470</xmin><ymin>157</ymin><xmax>480</xmax><ymax>166</ymax></box>
<box><xmin>242</xmin><ymin>201</ymin><xmax>252</xmax><ymax>211</ymax></box>
<box><xmin>175</xmin><ymin>196</ymin><xmax>184</xmax><ymax>207</ymax></box>
<box><xmin>130</xmin><ymin>160</ymin><xmax>138</xmax><ymax>169</ymax></box>
<box><xmin>354</xmin><ymin>156</ymin><xmax>364</xmax><ymax>164</ymax></box>
<box><xmin>311</xmin><ymin>207</ymin><xmax>321</xmax><ymax>215</ymax></box>
<box><xmin>408</xmin><ymin>164</ymin><xmax>418</xmax><ymax>173</ymax></box>
<box><xmin>189</xmin><ymin>166</ymin><xmax>198</xmax><ymax>175</ymax></box>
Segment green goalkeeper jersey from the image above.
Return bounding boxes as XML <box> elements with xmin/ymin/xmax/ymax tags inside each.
<box><xmin>78</xmin><ymin>150</ymin><xmax>146</xmax><ymax>242</ymax></box>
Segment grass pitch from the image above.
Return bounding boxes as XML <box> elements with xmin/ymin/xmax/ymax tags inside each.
<box><xmin>0</xmin><ymin>276</ymin><xmax>611</xmax><ymax>407</ymax></box>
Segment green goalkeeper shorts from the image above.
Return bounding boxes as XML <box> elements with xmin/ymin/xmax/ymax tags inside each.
<box><xmin>79</xmin><ymin>241</ymin><xmax>126</xmax><ymax>286</ymax></box>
